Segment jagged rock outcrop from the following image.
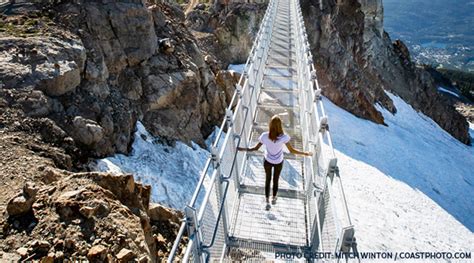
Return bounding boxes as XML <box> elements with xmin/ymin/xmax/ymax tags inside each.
<box><xmin>2</xmin><ymin>168</ymin><xmax>184</xmax><ymax>261</ymax></box>
<box><xmin>301</xmin><ymin>0</ymin><xmax>470</xmax><ymax>144</ymax></box>
<box><xmin>189</xmin><ymin>3</ymin><xmax>267</xmax><ymax>67</ymax></box>
<box><xmin>212</xmin><ymin>4</ymin><xmax>266</xmax><ymax>64</ymax></box>
<box><xmin>0</xmin><ymin>0</ymin><xmax>230</xmax><ymax>159</ymax></box>
<box><xmin>0</xmin><ymin>107</ymin><xmax>186</xmax><ymax>261</ymax></box>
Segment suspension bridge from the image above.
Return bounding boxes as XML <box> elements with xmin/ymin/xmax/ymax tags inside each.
<box><xmin>169</xmin><ymin>0</ymin><xmax>356</xmax><ymax>261</ymax></box>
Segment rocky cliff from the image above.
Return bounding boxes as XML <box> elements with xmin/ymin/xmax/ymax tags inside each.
<box><xmin>0</xmin><ymin>0</ymin><xmax>233</xmax><ymax>160</ymax></box>
<box><xmin>0</xmin><ymin>134</ymin><xmax>185</xmax><ymax>261</ymax></box>
<box><xmin>0</xmin><ymin>0</ymin><xmax>237</xmax><ymax>260</ymax></box>
<box><xmin>301</xmin><ymin>0</ymin><xmax>470</xmax><ymax>144</ymax></box>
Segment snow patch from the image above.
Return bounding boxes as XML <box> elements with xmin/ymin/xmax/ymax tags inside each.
<box><xmin>94</xmin><ymin>122</ymin><xmax>217</xmax><ymax>209</ymax></box>
<box><xmin>437</xmin><ymin>86</ymin><xmax>461</xmax><ymax>98</ymax></box>
<box><xmin>228</xmin><ymin>64</ymin><xmax>246</xmax><ymax>74</ymax></box>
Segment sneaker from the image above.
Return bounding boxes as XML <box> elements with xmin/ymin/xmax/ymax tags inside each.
<box><xmin>265</xmin><ymin>198</ymin><xmax>271</xmax><ymax>210</ymax></box>
<box><xmin>265</xmin><ymin>203</ymin><xmax>271</xmax><ymax>210</ymax></box>
<box><xmin>271</xmin><ymin>196</ymin><xmax>277</xmax><ymax>205</ymax></box>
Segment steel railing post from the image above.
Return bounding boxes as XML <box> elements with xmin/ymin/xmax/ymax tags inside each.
<box><xmin>210</xmin><ymin>146</ymin><xmax>229</xmax><ymax>245</ymax></box>
<box><xmin>184</xmin><ymin>206</ymin><xmax>203</xmax><ymax>263</ymax></box>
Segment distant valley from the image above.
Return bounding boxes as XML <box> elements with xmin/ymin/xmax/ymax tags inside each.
<box><xmin>383</xmin><ymin>0</ymin><xmax>474</xmax><ymax>72</ymax></box>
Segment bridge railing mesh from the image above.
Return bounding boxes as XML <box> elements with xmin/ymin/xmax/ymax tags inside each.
<box><xmin>293</xmin><ymin>0</ymin><xmax>354</xmax><ymax>254</ymax></box>
<box><xmin>167</xmin><ymin>0</ymin><xmax>278</xmax><ymax>261</ymax></box>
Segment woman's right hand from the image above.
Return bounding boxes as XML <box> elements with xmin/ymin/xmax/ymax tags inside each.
<box><xmin>304</xmin><ymin>151</ymin><xmax>313</xmax><ymax>156</ymax></box>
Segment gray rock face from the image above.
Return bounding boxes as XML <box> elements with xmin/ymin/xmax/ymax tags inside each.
<box><xmin>191</xmin><ymin>3</ymin><xmax>267</xmax><ymax>67</ymax></box>
<box><xmin>216</xmin><ymin>70</ymin><xmax>241</xmax><ymax>105</ymax></box>
<box><xmin>301</xmin><ymin>0</ymin><xmax>470</xmax><ymax>144</ymax></box>
<box><xmin>0</xmin><ymin>37</ymin><xmax>86</xmax><ymax>96</ymax></box>
<box><xmin>82</xmin><ymin>1</ymin><xmax>157</xmax><ymax>74</ymax></box>
<box><xmin>143</xmin><ymin>71</ymin><xmax>191</xmax><ymax>111</ymax></box>
<box><xmin>39</xmin><ymin>65</ymin><xmax>81</xmax><ymax>96</ymax></box>
<box><xmin>17</xmin><ymin>90</ymin><xmax>53</xmax><ymax>117</ymax></box>
<box><xmin>1</xmin><ymin>1</ymin><xmax>231</xmax><ymax>159</ymax></box>
<box><xmin>359</xmin><ymin>0</ymin><xmax>384</xmax><ymax>37</ymax></box>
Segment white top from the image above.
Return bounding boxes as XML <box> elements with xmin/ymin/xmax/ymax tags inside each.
<box><xmin>258</xmin><ymin>132</ymin><xmax>291</xmax><ymax>164</ymax></box>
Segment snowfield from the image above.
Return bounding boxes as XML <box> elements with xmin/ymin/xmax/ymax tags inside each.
<box><xmin>324</xmin><ymin>93</ymin><xmax>474</xmax><ymax>253</ymax></box>
<box><xmin>94</xmin><ymin>90</ymin><xmax>473</xmax><ymax>255</ymax></box>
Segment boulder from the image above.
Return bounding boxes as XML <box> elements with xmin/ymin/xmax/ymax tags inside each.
<box><xmin>16</xmin><ymin>247</ymin><xmax>28</xmax><ymax>257</ymax></box>
<box><xmin>30</xmin><ymin>240</ymin><xmax>51</xmax><ymax>254</ymax></box>
<box><xmin>71</xmin><ymin>117</ymin><xmax>104</xmax><ymax>146</ymax></box>
<box><xmin>79</xmin><ymin>206</ymin><xmax>97</xmax><ymax>219</ymax></box>
<box><xmin>148</xmin><ymin>203</ymin><xmax>180</xmax><ymax>224</ymax></box>
<box><xmin>85</xmin><ymin>173</ymin><xmax>150</xmax><ymax>212</ymax></box>
<box><xmin>6</xmin><ymin>182</ymin><xmax>38</xmax><ymax>217</ymax></box>
<box><xmin>87</xmin><ymin>245</ymin><xmax>107</xmax><ymax>260</ymax></box>
<box><xmin>7</xmin><ymin>196</ymin><xmax>32</xmax><ymax>217</ymax></box>
<box><xmin>23</xmin><ymin>182</ymin><xmax>38</xmax><ymax>198</ymax></box>
<box><xmin>117</xmin><ymin>248</ymin><xmax>135</xmax><ymax>262</ymax></box>
<box><xmin>39</xmin><ymin>65</ymin><xmax>81</xmax><ymax>96</ymax></box>
<box><xmin>0</xmin><ymin>37</ymin><xmax>86</xmax><ymax>95</ymax></box>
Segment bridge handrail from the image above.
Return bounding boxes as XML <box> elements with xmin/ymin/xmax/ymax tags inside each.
<box><xmin>167</xmin><ymin>0</ymin><xmax>277</xmax><ymax>261</ymax></box>
<box><xmin>293</xmin><ymin>0</ymin><xmax>353</xmax><ymax>253</ymax></box>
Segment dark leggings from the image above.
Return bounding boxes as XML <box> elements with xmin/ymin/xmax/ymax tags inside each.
<box><xmin>263</xmin><ymin>159</ymin><xmax>283</xmax><ymax>198</ymax></box>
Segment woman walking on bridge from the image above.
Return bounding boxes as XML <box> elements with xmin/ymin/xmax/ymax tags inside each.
<box><xmin>238</xmin><ymin>115</ymin><xmax>311</xmax><ymax>208</ymax></box>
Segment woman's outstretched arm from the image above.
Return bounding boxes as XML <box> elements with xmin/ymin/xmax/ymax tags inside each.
<box><xmin>237</xmin><ymin>142</ymin><xmax>262</xmax><ymax>152</ymax></box>
<box><xmin>286</xmin><ymin>143</ymin><xmax>312</xmax><ymax>156</ymax></box>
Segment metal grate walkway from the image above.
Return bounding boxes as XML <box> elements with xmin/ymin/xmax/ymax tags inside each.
<box><xmin>168</xmin><ymin>0</ymin><xmax>356</xmax><ymax>262</ymax></box>
<box><xmin>229</xmin><ymin>0</ymin><xmax>309</xmax><ymax>252</ymax></box>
